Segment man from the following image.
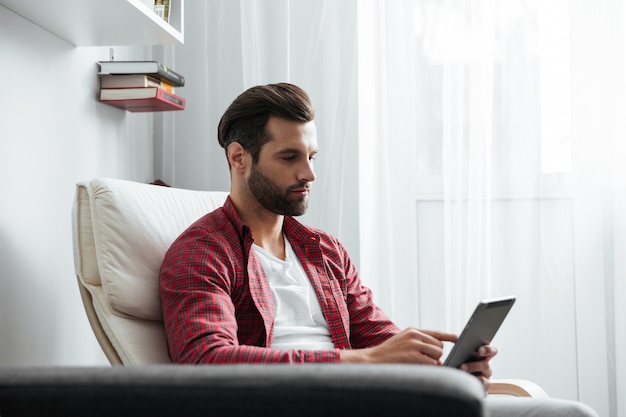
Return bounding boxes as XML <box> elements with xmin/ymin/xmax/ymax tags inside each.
<box><xmin>159</xmin><ymin>83</ymin><xmax>597</xmax><ymax>416</ymax></box>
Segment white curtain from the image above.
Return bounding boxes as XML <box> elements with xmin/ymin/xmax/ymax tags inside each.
<box><xmin>359</xmin><ymin>0</ymin><xmax>625</xmax><ymax>416</ymax></box>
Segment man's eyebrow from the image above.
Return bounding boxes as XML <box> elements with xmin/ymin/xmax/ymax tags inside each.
<box><xmin>275</xmin><ymin>147</ymin><xmax>318</xmax><ymax>155</ymax></box>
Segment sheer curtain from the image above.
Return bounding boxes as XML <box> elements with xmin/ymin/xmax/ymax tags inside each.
<box><xmin>359</xmin><ymin>0</ymin><xmax>625</xmax><ymax>416</ymax></box>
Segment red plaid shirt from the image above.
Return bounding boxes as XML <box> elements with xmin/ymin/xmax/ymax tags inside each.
<box><xmin>159</xmin><ymin>196</ymin><xmax>400</xmax><ymax>364</ymax></box>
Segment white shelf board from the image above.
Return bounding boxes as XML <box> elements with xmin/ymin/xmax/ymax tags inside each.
<box><xmin>0</xmin><ymin>0</ymin><xmax>184</xmax><ymax>46</ymax></box>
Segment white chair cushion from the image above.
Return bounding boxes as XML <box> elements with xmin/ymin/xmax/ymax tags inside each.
<box><xmin>87</xmin><ymin>178</ymin><xmax>228</xmax><ymax>321</ymax></box>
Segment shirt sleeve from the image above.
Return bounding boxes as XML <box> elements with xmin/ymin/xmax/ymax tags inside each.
<box><xmin>336</xmin><ymin>238</ymin><xmax>401</xmax><ymax>348</ymax></box>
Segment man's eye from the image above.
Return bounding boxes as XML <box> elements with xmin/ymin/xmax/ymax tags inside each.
<box><xmin>282</xmin><ymin>155</ymin><xmax>296</xmax><ymax>161</ymax></box>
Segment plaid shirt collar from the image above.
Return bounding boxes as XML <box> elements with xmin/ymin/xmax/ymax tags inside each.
<box><xmin>221</xmin><ymin>195</ymin><xmax>321</xmax><ymax>248</ymax></box>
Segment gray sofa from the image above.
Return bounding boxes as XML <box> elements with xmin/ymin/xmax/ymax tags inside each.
<box><xmin>0</xmin><ymin>364</ymin><xmax>485</xmax><ymax>416</ymax></box>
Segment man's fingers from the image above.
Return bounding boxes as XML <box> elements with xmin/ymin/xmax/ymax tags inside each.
<box><xmin>477</xmin><ymin>345</ymin><xmax>498</xmax><ymax>359</ymax></box>
<box><xmin>417</xmin><ymin>340</ymin><xmax>445</xmax><ymax>361</ymax></box>
<box><xmin>420</xmin><ymin>329</ymin><xmax>458</xmax><ymax>343</ymax></box>
<box><xmin>461</xmin><ymin>360</ymin><xmax>493</xmax><ymax>379</ymax></box>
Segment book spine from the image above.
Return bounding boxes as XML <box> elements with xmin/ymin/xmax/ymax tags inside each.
<box><xmin>154</xmin><ymin>0</ymin><xmax>170</xmax><ymax>23</ymax></box>
<box><xmin>156</xmin><ymin>62</ymin><xmax>185</xmax><ymax>86</ymax></box>
<box><xmin>145</xmin><ymin>77</ymin><xmax>175</xmax><ymax>92</ymax></box>
<box><xmin>154</xmin><ymin>1</ymin><xmax>165</xmax><ymax>20</ymax></box>
<box><xmin>159</xmin><ymin>81</ymin><xmax>175</xmax><ymax>93</ymax></box>
<box><xmin>99</xmin><ymin>75</ymin><xmax>173</xmax><ymax>91</ymax></box>
<box><xmin>156</xmin><ymin>88</ymin><xmax>185</xmax><ymax>109</ymax></box>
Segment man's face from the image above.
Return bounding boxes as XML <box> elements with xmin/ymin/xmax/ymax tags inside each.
<box><xmin>247</xmin><ymin>117</ymin><xmax>318</xmax><ymax>216</ymax></box>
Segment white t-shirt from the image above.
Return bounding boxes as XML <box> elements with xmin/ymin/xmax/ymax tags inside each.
<box><xmin>252</xmin><ymin>238</ymin><xmax>335</xmax><ymax>351</ymax></box>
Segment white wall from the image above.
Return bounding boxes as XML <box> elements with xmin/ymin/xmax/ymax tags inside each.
<box><xmin>0</xmin><ymin>6</ymin><xmax>156</xmax><ymax>365</ymax></box>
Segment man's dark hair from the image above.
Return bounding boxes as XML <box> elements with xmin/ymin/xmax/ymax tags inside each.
<box><xmin>217</xmin><ymin>83</ymin><xmax>315</xmax><ymax>165</ymax></box>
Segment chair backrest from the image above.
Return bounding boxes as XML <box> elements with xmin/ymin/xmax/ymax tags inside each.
<box><xmin>72</xmin><ymin>178</ymin><xmax>228</xmax><ymax>364</ymax></box>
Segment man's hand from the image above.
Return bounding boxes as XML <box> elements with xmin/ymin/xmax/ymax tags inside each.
<box><xmin>340</xmin><ymin>328</ymin><xmax>457</xmax><ymax>365</ymax></box>
<box><xmin>460</xmin><ymin>345</ymin><xmax>498</xmax><ymax>391</ymax></box>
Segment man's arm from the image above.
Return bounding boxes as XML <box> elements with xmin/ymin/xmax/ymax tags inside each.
<box><xmin>323</xmin><ymin>238</ymin><xmax>458</xmax><ymax>365</ymax></box>
<box><xmin>340</xmin><ymin>328</ymin><xmax>497</xmax><ymax>391</ymax></box>
<box><xmin>332</xmin><ymin>237</ymin><xmax>497</xmax><ymax>388</ymax></box>
<box><xmin>340</xmin><ymin>328</ymin><xmax>457</xmax><ymax>364</ymax></box>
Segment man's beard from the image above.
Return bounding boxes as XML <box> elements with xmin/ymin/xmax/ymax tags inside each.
<box><xmin>248</xmin><ymin>163</ymin><xmax>309</xmax><ymax>216</ymax></box>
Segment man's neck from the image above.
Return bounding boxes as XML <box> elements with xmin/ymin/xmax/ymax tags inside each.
<box><xmin>231</xmin><ymin>195</ymin><xmax>286</xmax><ymax>260</ymax></box>
<box><xmin>249</xmin><ymin>217</ymin><xmax>286</xmax><ymax>260</ymax></box>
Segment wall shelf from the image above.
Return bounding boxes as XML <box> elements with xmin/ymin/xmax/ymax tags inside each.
<box><xmin>0</xmin><ymin>0</ymin><xmax>184</xmax><ymax>46</ymax></box>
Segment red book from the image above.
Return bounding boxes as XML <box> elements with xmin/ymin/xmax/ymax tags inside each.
<box><xmin>99</xmin><ymin>87</ymin><xmax>185</xmax><ymax>112</ymax></box>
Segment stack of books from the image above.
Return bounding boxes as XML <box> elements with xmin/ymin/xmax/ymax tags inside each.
<box><xmin>98</xmin><ymin>60</ymin><xmax>186</xmax><ymax>112</ymax></box>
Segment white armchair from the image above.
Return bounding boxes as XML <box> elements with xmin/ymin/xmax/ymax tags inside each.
<box><xmin>71</xmin><ymin>177</ymin><xmax>547</xmax><ymax>398</ymax></box>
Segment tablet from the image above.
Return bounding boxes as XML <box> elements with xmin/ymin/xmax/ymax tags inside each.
<box><xmin>443</xmin><ymin>296</ymin><xmax>516</xmax><ymax>368</ymax></box>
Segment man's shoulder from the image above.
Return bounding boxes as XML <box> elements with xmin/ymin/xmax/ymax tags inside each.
<box><xmin>285</xmin><ymin>218</ymin><xmax>345</xmax><ymax>253</ymax></box>
<box><xmin>188</xmin><ymin>205</ymin><xmax>229</xmax><ymax>229</ymax></box>
<box><xmin>184</xmin><ymin>206</ymin><xmax>238</xmax><ymax>238</ymax></box>
<box><xmin>168</xmin><ymin>204</ymin><xmax>241</xmax><ymax>251</ymax></box>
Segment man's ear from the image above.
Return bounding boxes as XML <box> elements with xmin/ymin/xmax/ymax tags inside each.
<box><xmin>227</xmin><ymin>142</ymin><xmax>247</xmax><ymax>171</ymax></box>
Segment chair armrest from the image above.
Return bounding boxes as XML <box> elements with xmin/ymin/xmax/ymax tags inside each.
<box><xmin>489</xmin><ymin>378</ymin><xmax>549</xmax><ymax>398</ymax></box>
<box><xmin>0</xmin><ymin>364</ymin><xmax>485</xmax><ymax>417</ymax></box>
